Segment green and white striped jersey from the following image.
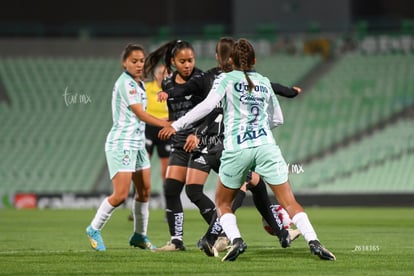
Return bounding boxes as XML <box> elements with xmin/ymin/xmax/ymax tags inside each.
<box><xmin>105</xmin><ymin>72</ymin><xmax>147</xmax><ymax>151</ymax></box>
<box><xmin>215</xmin><ymin>70</ymin><xmax>279</xmax><ymax>150</ymax></box>
<box><xmin>172</xmin><ymin>70</ymin><xmax>283</xmax><ymax>151</ymax></box>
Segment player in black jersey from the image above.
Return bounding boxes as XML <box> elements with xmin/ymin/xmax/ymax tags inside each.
<box><xmin>158</xmin><ymin>37</ymin><xmax>302</xmax><ymax>256</ymax></box>
<box><xmin>160</xmin><ymin>38</ymin><xmax>335</xmax><ymax>261</ymax></box>
<box><xmin>144</xmin><ymin>40</ymin><xmax>217</xmax><ymax>251</ymax></box>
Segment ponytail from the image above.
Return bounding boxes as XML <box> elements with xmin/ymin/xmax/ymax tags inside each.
<box><xmin>231</xmin><ymin>39</ymin><xmax>256</xmax><ymax>92</ymax></box>
<box><xmin>145</xmin><ymin>40</ymin><xmax>194</xmax><ymax>79</ymax></box>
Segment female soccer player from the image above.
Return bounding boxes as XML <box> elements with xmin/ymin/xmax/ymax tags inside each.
<box><xmin>158</xmin><ymin>37</ymin><xmax>303</xmax><ymax>252</ymax></box>
<box><xmin>85</xmin><ymin>43</ymin><xmax>170</xmax><ymax>251</ymax></box>
<box><xmin>127</xmin><ymin>63</ymin><xmax>170</xmax><ymax>220</ymax></box>
<box><xmin>157</xmin><ymin>37</ymin><xmax>302</xmax><ymax>256</ymax></box>
<box><xmin>159</xmin><ymin>38</ymin><xmax>336</xmax><ymax>262</ymax></box>
<box><xmin>144</xmin><ymin>63</ymin><xmax>171</xmax><ymax>205</ymax></box>
<box><xmin>144</xmin><ymin>40</ymin><xmax>215</xmax><ymax>251</ymax></box>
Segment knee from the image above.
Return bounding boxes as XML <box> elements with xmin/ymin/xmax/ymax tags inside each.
<box><xmin>164</xmin><ymin>178</ymin><xmax>184</xmax><ymax>198</ymax></box>
<box><xmin>185</xmin><ymin>184</ymin><xmax>203</xmax><ymax>203</ymax></box>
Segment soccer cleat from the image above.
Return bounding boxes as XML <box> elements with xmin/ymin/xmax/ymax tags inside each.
<box><xmin>155</xmin><ymin>239</ymin><xmax>186</xmax><ymax>252</ymax></box>
<box><xmin>197</xmin><ymin>238</ymin><xmax>203</xmax><ymax>250</ymax></box>
<box><xmin>214</xmin><ymin>236</ymin><xmax>230</xmax><ymax>252</ymax></box>
<box><xmin>86</xmin><ymin>225</ymin><xmax>106</xmax><ymax>251</ymax></box>
<box><xmin>279</xmin><ymin>228</ymin><xmax>302</xmax><ymax>248</ymax></box>
<box><xmin>129</xmin><ymin>232</ymin><xmax>156</xmax><ymax>250</ymax></box>
<box><xmin>288</xmin><ymin>228</ymin><xmax>301</xmax><ymax>242</ymax></box>
<box><xmin>221</xmin><ymin>238</ymin><xmax>247</xmax><ymax>262</ymax></box>
<box><xmin>197</xmin><ymin>237</ymin><xmax>218</xmax><ymax>257</ymax></box>
<box><xmin>279</xmin><ymin>228</ymin><xmax>291</xmax><ymax>248</ymax></box>
<box><xmin>309</xmin><ymin>240</ymin><xmax>336</xmax><ymax>261</ymax></box>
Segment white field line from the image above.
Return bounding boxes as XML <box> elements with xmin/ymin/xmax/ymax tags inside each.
<box><xmin>0</xmin><ymin>249</ymin><xmax>90</xmax><ymax>255</ymax></box>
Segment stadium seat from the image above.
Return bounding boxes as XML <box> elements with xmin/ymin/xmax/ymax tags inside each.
<box><xmin>291</xmin><ymin>119</ymin><xmax>414</xmax><ymax>193</ymax></box>
<box><xmin>0</xmin><ymin>57</ymin><xmax>119</xmax><ymax>194</ymax></box>
<box><xmin>1</xmin><ymin>51</ymin><xmax>413</xmax><ymax>196</ymax></box>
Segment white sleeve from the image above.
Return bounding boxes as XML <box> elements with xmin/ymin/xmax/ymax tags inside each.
<box><xmin>172</xmin><ymin>92</ymin><xmax>223</xmax><ymax>131</ymax></box>
<box><xmin>268</xmin><ymin>94</ymin><xmax>284</xmax><ymax>129</ymax></box>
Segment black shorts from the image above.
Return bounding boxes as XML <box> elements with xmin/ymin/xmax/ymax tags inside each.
<box><xmin>145</xmin><ymin>124</ymin><xmax>171</xmax><ymax>158</ymax></box>
<box><xmin>188</xmin><ymin>152</ymin><xmax>221</xmax><ymax>174</ymax></box>
<box><xmin>186</xmin><ymin>138</ymin><xmax>223</xmax><ymax>174</ymax></box>
<box><xmin>168</xmin><ymin>147</ymin><xmax>211</xmax><ymax>173</ymax></box>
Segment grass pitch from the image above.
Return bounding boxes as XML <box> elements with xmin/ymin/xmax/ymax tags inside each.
<box><xmin>0</xmin><ymin>207</ymin><xmax>413</xmax><ymax>275</ymax></box>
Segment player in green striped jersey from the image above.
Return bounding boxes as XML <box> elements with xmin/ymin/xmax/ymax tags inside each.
<box><xmin>160</xmin><ymin>39</ymin><xmax>335</xmax><ymax>262</ymax></box>
<box><xmin>86</xmin><ymin>43</ymin><xmax>170</xmax><ymax>251</ymax></box>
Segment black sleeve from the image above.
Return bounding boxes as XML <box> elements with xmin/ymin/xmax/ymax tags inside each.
<box><xmin>271</xmin><ymin>82</ymin><xmax>299</xmax><ymax>98</ymax></box>
<box><xmin>161</xmin><ymin>77</ymin><xmax>171</xmax><ymax>91</ymax></box>
<box><xmin>194</xmin><ymin>107</ymin><xmax>223</xmax><ymax>137</ymax></box>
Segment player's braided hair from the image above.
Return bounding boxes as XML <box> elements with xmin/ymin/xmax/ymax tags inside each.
<box><xmin>230</xmin><ymin>38</ymin><xmax>255</xmax><ymax>92</ymax></box>
<box><xmin>145</xmin><ymin>40</ymin><xmax>194</xmax><ymax>79</ymax></box>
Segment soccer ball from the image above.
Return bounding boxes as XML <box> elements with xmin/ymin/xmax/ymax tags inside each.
<box><xmin>262</xmin><ymin>204</ymin><xmax>294</xmax><ymax>236</ymax></box>
<box><xmin>262</xmin><ymin>217</ymin><xmax>277</xmax><ymax>236</ymax></box>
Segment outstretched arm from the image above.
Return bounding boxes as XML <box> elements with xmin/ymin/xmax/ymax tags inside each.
<box><xmin>130</xmin><ymin>103</ymin><xmax>170</xmax><ymax>127</ymax></box>
<box><xmin>172</xmin><ymin>91</ymin><xmax>222</xmax><ymax>131</ymax></box>
<box><xmin>158</xmin><ymin>91</ymin><xmax>223</xmax><ymax>140</ymax></box>
<box><xmin>271</xmin><ymin>83</ymin><xmax>301</xmax><ymax>98</ymax></box>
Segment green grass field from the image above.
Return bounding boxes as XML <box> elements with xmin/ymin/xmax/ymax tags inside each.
<box><xmin>0</xmin><ymin>207</ymin><xmax>413</xmax><ymax>275</ymax></box>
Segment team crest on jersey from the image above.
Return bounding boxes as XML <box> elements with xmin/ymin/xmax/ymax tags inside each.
<box><xmin>122</xmin><ymin>151</ymin><xmax>130</xmax><ymax>165</ymax></box>
<box><xmin>129</xmin><ymin>89</ymin><xmax>137</xmax><ymax>95</ymax></box>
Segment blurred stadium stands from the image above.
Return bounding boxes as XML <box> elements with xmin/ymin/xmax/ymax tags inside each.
<box><xmin>0</xmin><ymin>32</ymin><xmax>413</xmax><ymax>207</ymax></box>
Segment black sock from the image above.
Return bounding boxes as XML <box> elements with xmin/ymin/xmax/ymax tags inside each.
<box><xmin>202</xmin><ymin>190</ymin><xmax>245</xmax><ymax>245</ymax></box>
<box><xmin>164</xmin><ymin>178</ymin><xmax>185</xmax><ymax>238</ymax></box>
<box><xmin>203</xmin><ymin>212</ymin><xmax>222</xmax><ymax>245</ymax></box>
<box><xmin>248</xmin><ymin>178</ymin><xmax>283</xmax><ymax>238</ymax></box>
<box><xmin>231</xmin><ymin>189</ymin><xmax>246</xmax><ymax>212</ymax></box>
<box><xmin>202</xmin><ymin>188</ymin><xmax>246</xmax><ymax>245</ymax></box>
<box><xmin>185</xmin><ymin>184</ymin><xmax>215</xmax><ymax>224</ymax></box>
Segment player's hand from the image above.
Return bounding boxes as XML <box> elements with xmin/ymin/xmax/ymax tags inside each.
<box><xmin>157</xmin><ymin>91</ymin><xmax>168</xmax><ymax>102</ymax></box>
<box><xmin>160</xmin><ymin>118</ymin><xmax>171</xmax><ymax>128</ymax></box>
<box><xmin>183</xmin><ymin>134</ymin><xmax>200</xmax><ymax>152</ymax></box>
<box><xmin>158</xmin><ymin>126</ymin><xmax>176</xmax><ymax>140</ymax></box>
<box><xmin>292</xmin><ymin>86</ymin><xmax>302</xmax><ymax>93</ymax></box>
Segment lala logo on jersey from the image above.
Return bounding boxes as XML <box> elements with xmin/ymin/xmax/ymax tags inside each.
<box><xmin>237</xmin><ymin>128</ymin><xmax>267</xmax><ymax>144</ymax></box>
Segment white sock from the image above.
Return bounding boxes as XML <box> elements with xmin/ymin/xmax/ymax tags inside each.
<box><xmin>91</xmin><ymin>197</ymin><xmax>116</xmax><ymax>231</ymax></box>
<box><xmin>292</xmin><ymin>212</ymin><xmax>318</xmax><ymax>242</ymax></box>
<box><xmin>133</xmin><ymin>201</ymin><xmax>149</xmax><ymax>235</ymax></box>
<box><xmin>219</xmin><ymin>213</ymin><xmax>241</xmax><ymax>243</ymax></box>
